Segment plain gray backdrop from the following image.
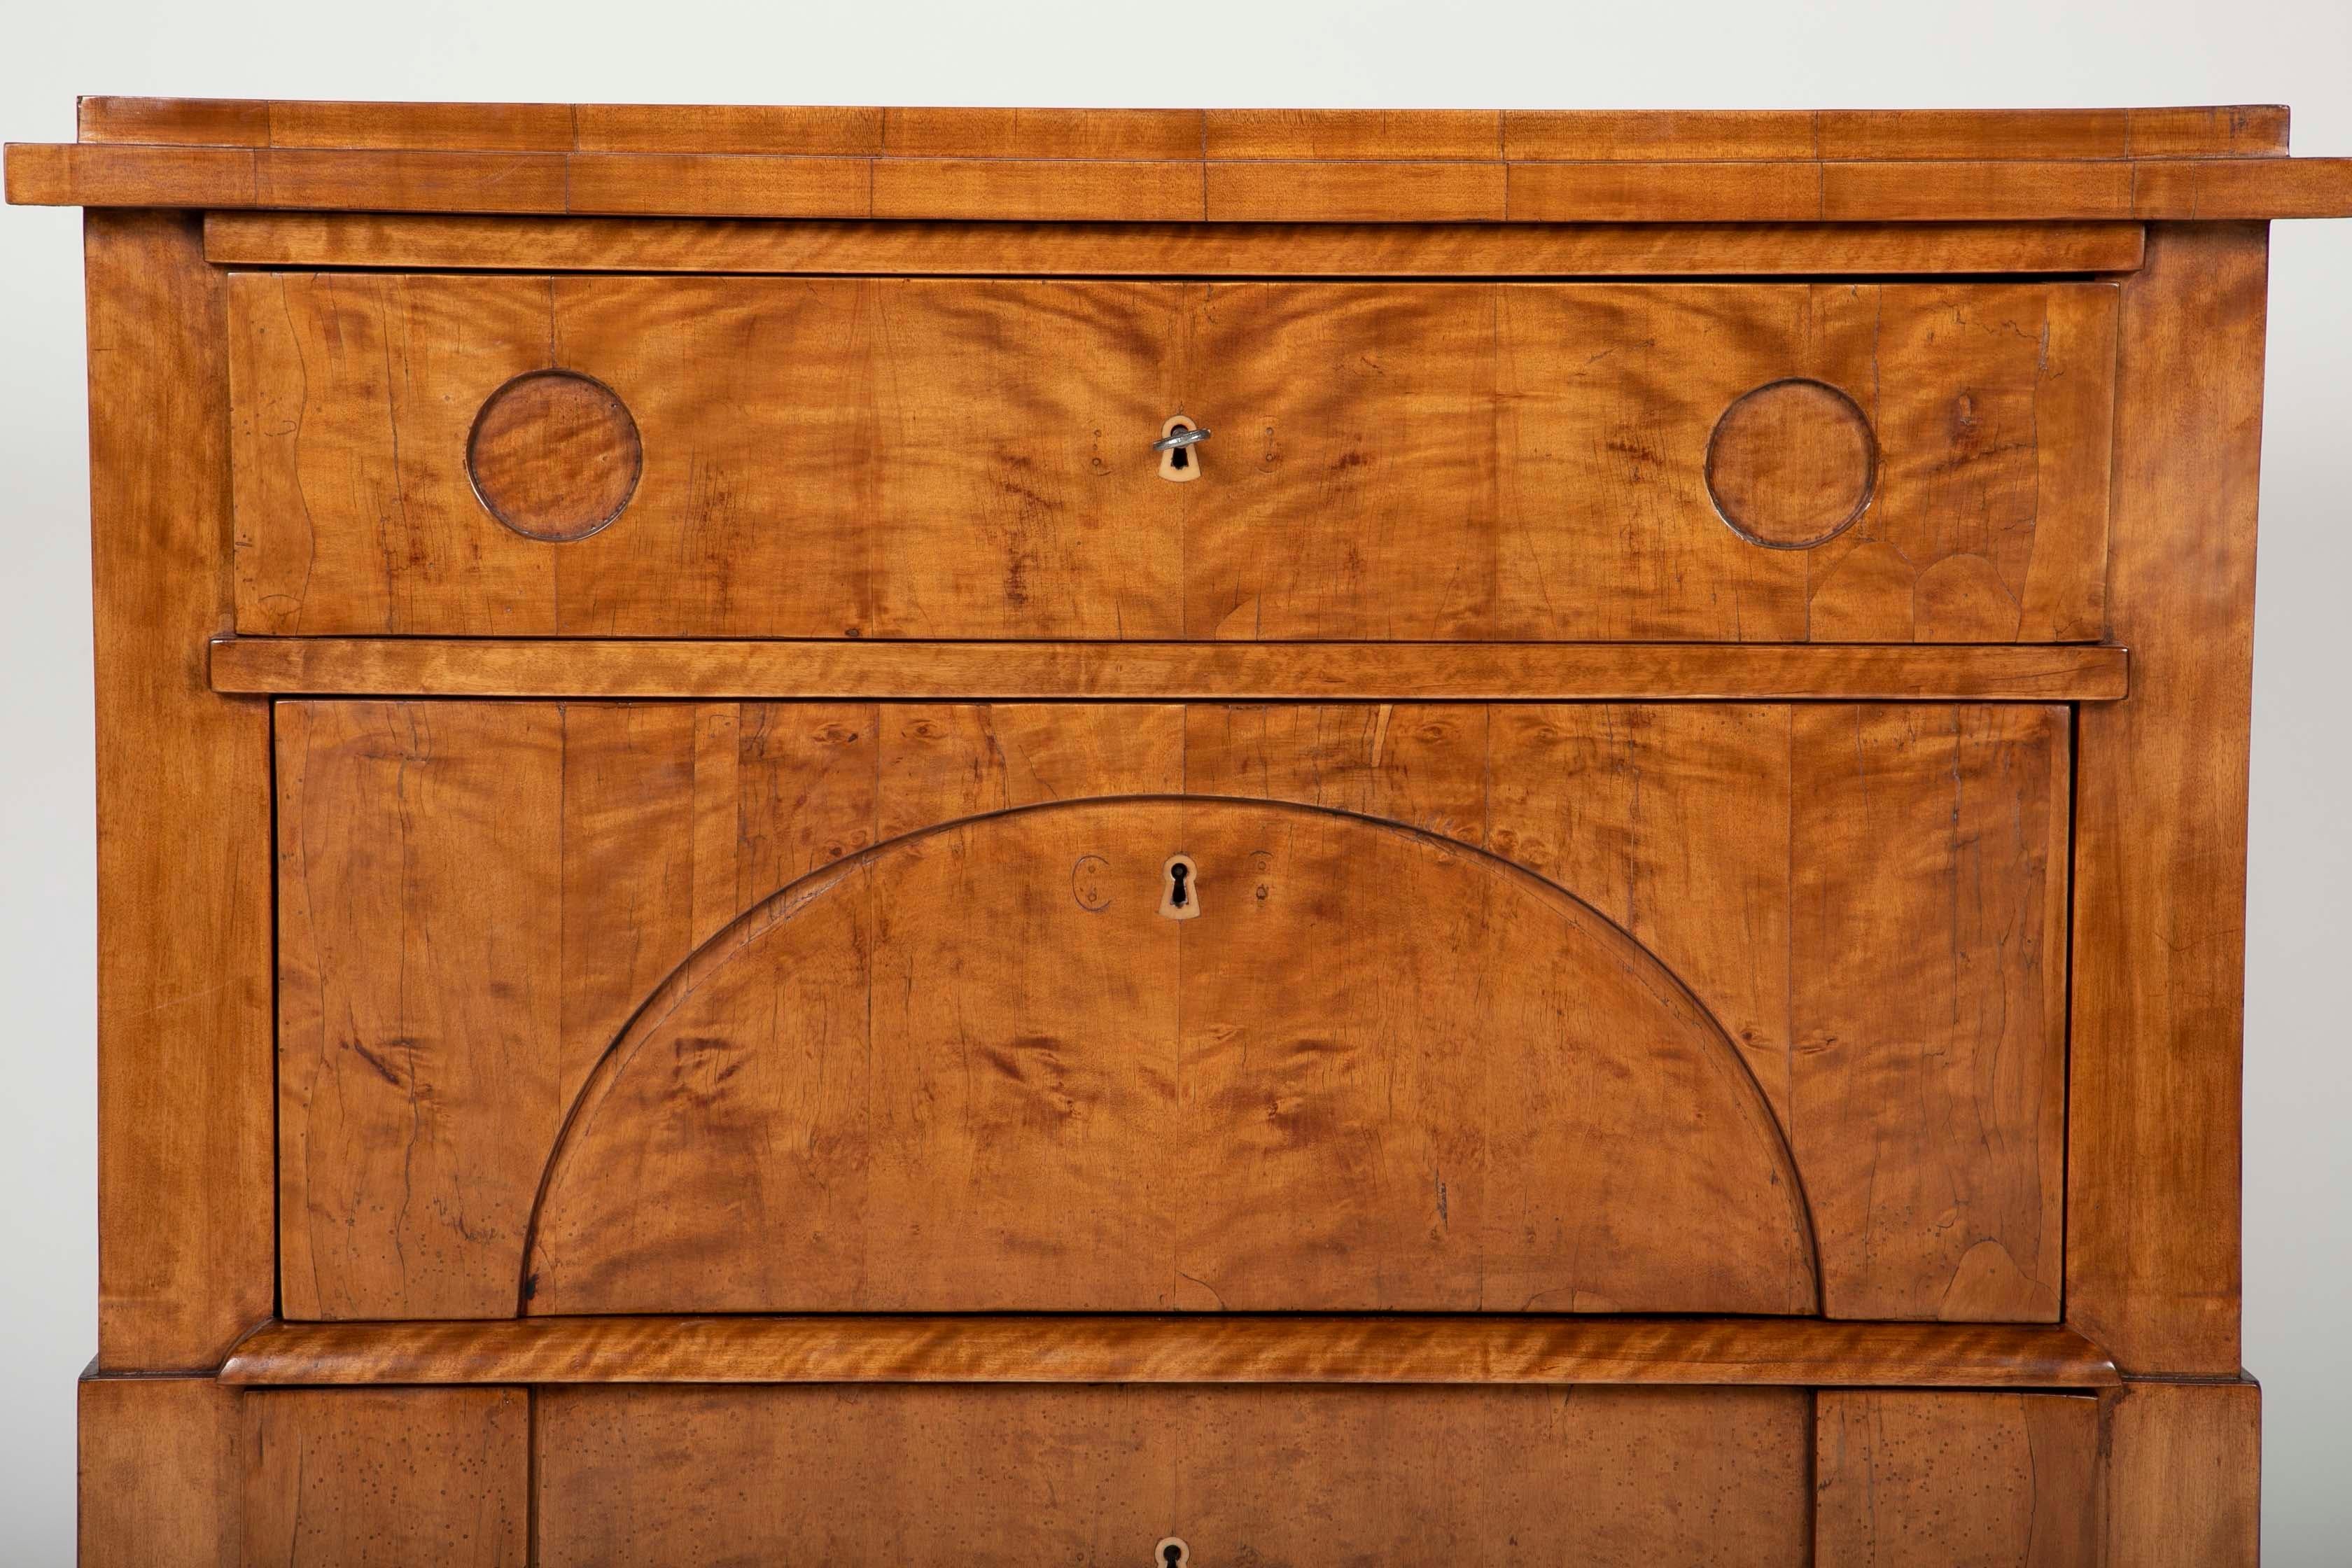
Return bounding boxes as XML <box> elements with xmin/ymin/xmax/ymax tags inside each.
<box><xmin>4</xmin><ymin>1</ymin><xmax>2346</xmax><ymax>1560</ymax></box>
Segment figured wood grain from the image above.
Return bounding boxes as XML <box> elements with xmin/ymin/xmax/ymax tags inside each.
<box><xmin>1489</xmin><ymin>705</ymin><xmax>1798</xmax><ymax>1118</ymax></box>
<box><xmin>1190</xmin><ymin>279</ymin><xmax>2111</xmax><ymax>640</ymax></box>
<box><xmin>2068</xmin><ymin>225</ymin><xmax>2268</xmax><ymax>1375</ymax></box>
<box><xmin>1792</xmin><ymin>706</ymin><xmax>2069</xmax><ymax>1321</ymax></box>
<box><xmin>84</xmin><ymin>212</ymin><xmax>275</xmax><ymax>1369</ymax></box>
<box><xmin>525</xmin><ymin>797</ymin><xmax>1815</xmax><ymax>1316</ymax></box>
<box><xmin>535</xmin><ymin>1384</ymin><xmax>1813</xmax><ymax>1566</ymax></box>
<box><xmin>220</xmin><ymin>1314</ymin><xmax>2122</xmax><ymax>1388</ymax></box>
<box><xmin>277</xmin><ymin>701</ymin><xmax>1177</xmax><ymax>1317</ymax></box>
<box><xmin>69</xmin><ymin>98</ymin><xmax>2292</xmax><ymax>160</ymax></box>
<box><xmin>276</xmin><ymin>702</ymin><xmax>565</xmax><ymax>1320</ymax></box>
<box><xmin>871</xmin><ymin>156</ymin><xmax>1208</xmax><ymax>220</ymax></box>
<box><xmin>210</xmin><ymin>638</ymin><xmax>2134</xmax><ymax>702</ymax></box>
<box><xmin>80</xmin><ymin>1377</ymin><xmax>237</xmax><ymax>1564</ymax></box>
<box><xmin>464</xmin><ymin>369</ymin><xmax>643</xmax><ymax>540</ymax></box>
<box><xmin>200</xmin><ymin>212</ymin><xmax>2150</xmax><ymax>275</ymax></box>
<box><xmin>240</xmin><ymin>1390</ymin><xmax>527</xmax><ymax>1567</ymax></box>
<box><xmin>1204</xmin><ymin>158</ymin><xmax>1507</xmax><ymax>221</ymax></box>
<box><xmin>1502</xmin><ymin>106</ymin><xmax>2291</xmax><ymax>161</ymax></box>
<box><xmin>276</xmin><ymin>699</ymin><xmax>2070</xmax><ymax>1322</ymax></box>
<box><xmin>1194</xmin><ymin>701</ymin><xmax>2069</xmax><ymax>1320</ymax></box>
<box><xmin>80</xmin><ymin>1379</ymin><xmax>528</xmax><ymax>1567</ymax></box>
<box><xmin>230</xmin><ymin>272</ymin><xmax>1186</xmax><ymax>638</ymax></box>
<box><xmin>1704</xmin><ymin>377</ymin><xmax>1878</xmax><ymax>547</ymax></box>
<box><xmin>2103</xmin><ymin>1379</ymin><xmax>2260</xmax><ymax>1566</ymax></box>
<box><xmin>22</xmin><ymin>138</ymin><xmax>2352</xmax><ymax>218</ymax></box>
<box><xmin>227</xmin><ymin>275</ymin><xmax>2115</xmax><ymax>642</ymax></box>
<box><xmin>1815</xmin><ymin>1391</ymin><xmax>2104</xmax><ymax>1566</ymax></box>
<box><xmin>564</xmin><ymin>151</ymin><xmax>873</xmax><ymax>218</ymax></box>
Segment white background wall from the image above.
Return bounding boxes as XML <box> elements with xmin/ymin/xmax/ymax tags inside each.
<box><xmin>3</xmin><ymin>2</ymin><xmax>2346</xmax><ymax>1560</ymax></box>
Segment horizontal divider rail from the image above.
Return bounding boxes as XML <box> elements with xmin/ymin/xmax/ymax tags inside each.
<box><xmin>199</xmin><ymin>213</ymin><xmax>2150</xmax><ymax>277</ymax></box>
<box><xmin>221</xmin><ymin>1314</ymin><xmax>2124</xmax><ymax>1390</ymax></box>
<box><xmin>209</xmin><ymin>637</ymin><xmax>2131</xmax><ymax>703</ymax></box>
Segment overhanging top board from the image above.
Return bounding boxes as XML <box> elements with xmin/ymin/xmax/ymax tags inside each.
<box><xmin>10</xmin><ymin>101</ymin><xmax>2352</xmax><ymax>222</ymax></box>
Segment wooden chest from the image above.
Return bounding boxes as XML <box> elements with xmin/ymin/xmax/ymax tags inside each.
<box><xmin>14</xmin><ymin>99</ymin><xmax>2352</xmax><ymax>1565</ymax></box>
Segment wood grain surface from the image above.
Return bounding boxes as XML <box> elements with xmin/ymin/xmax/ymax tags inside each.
<box><xmin>227</xmin><ymin>275</ymin><xmax>2116</xmax><ymax>642</ymax></box>
<box><xmin>71</xmin><ymin>99</ymin><xmax>2298</xmax><ymax>160</ymax></box>
<box><xmin>524</xmin><ymin>796</ymin><xmax>1815</xmax><ymax>1317</ymax></box>
<box><xmin>239</xmin><ymin>1390</ymin><xmax>528</xmax><ymax>1567</ymax></box>
<box><xmin>210</xmin><ymin>637</ymin><xmax>2132</xmax><ymax>702</ymax></box>
<box><xmin>80</xmin><ymin>1379</ymin><xmax>527</xmax><ymax>1567</ymax></box>
<box><xmin>220</xmin><ymin>1314</ymin><xmax>2122</xmax><ymax>1388</ymax></box>
<box><xmin>2103</xmin><ymin>1379</ymin><xmax>2261</xmax><ymax>1566</ymax></box>
<box><xmin>21</xmin><ymin>139</ymin><xmax>2352</xmax><ymax>220</ymax></box>
<box><xmin>1815</xmin><ymin>1391</ymin><xmax>2104</xmax><ymax>1566</ymax></box>
<box><xmin>1791</xmin><ymin>706</ymin><xmax>2070</xmax><ymax>1320</ymax></box>
<box><xmin>200</xmin><ymin>212</ymin><xmax>2152</xmax><ymax>276</ymax></box>
<box><xmin>80</xmin><ymin>1377</ymin><xmax>239</xmax><ymax>1564</ymax></box>
<box><xmin>275</xmin><ymin>699</ymin><xmax>2066</xmax><ymax>1324</ymax></box>
<box><xmin>85</xmin><ymin>212</ymin><xmax>276</xmax><ymax>1370</ymax></box>
<box><xmin>533</xmin><ymin>1383</ymin><xmax>1813</xmax><ymax>1566</ymax></box>
<box><xmin>20</xmin><ymin>101</ymin><xmax>2352</xmax><ymax>221</ymax></box>
<box><xmin>2068</xmin><ymin>225</ymin><xmax>2269</xmax><ymax>1375</ymax></box>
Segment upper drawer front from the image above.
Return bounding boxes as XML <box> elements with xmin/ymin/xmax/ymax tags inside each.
<box><xmin>229</xmin><ymin>276</ymin><xmax>2115</xmax><ymax>640</ymax></box>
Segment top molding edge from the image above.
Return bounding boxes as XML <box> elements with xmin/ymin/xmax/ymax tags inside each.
<box><xmin>59</xmin><ymin>100</ymin><xmax>2305</xmax><ymax>160</ymax></box>
<box><xmin>12</xmin><ymin>101</ymin><xmax>2352</xmax><ymax>223</ymax></box>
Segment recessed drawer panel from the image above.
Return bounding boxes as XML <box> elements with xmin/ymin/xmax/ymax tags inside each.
<box><xmin>536</xmin><ymin>1385</ymin><xmax>1816</xmax><ymax>1567</ymax></box>
<box><xmin>229</xmin><ymin>276</ymin><xmax>2115</xmax><ymax>640</ymax></box>
<box><xmin>276</xmin><ymin>699</ymin><xmax>2068</xmax><ymax>1325</ymax></box>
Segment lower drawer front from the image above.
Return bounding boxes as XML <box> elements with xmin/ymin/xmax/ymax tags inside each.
<box><xmin>537</xmin><ymin>1385</ymin><xmax>1817</xmax><ymax>1566</ymax></box>
<box><xmin>91</xmin><ymin>1382</ymin><xmax>2110</xmax><ymax>1567</ymax></box>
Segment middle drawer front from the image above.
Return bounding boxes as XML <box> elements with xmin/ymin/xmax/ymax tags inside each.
<box><xmin>278</xmin><ymin>700</ymin><xmax>2068</xmax><ymax>1324</ymax></box>
<box><xmin>230</xmin><ymin>274</ymin><xmax>2116</xmax><ymax>641</ymax></box>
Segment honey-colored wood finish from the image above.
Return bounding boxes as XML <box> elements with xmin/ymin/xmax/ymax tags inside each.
<box><xmin>275</xmin><ymin>699</ymin><xmax>2067</xmax><ymax>1324</ymax></box>
<box><xmin>17</xmin><ymin>101</ymin><xmax>2352</xmax><ymax>222</ymax></box>
<box><xmin>209</xmin><ymin>637</ymin><xmax>2133</xmax><ymax>702</ymax></box>
<box><xmin>463</xmin><ymin>369</ymin><xmax>642</xmax><ymax>540</ymax></box>
<box><xmin>80</xmin><ymin>1378</ymin><xmax>528</xmax><ymax>1568</ymax></box>
<box><xmin>2068</xmin><ymin>225</ymin><xmax>2268</xmax><ymax>1376</ymax></box>
<box><xmin>2104</xmin><ymin>1379</ymin><xmax>2262</xmax><ymax>1564</ymax></box>
<box><xmin>21</xmin><ymin>139</ymin><xmax>2352</xmax><ymax>221</ymax></box>
<box><xmin>239</xmin><ymin>1390</ymin><xmax>528</xmax><ymax>1566</ymax></box>
<box><xmin>1815</xmin><ymin>1391</ymin><xmax>2104</xmax><ymax>1565</ymax></box>
<box><xmin>201</xmin><ymin>212</ymin><xmax>2151</xmax><ymax>275</ymax></box>
<box><xmin>534</xmin><ymin>1384</ymin><xmax>1814</xmax><ymax>1566</ymax></box>
<box><xmin>526</xmin><ymin>796</ymin><xmax>1816</xmax><ymax>1317</ymax></box>
<box><xmin>67</xmin><ymin>99</ymin><xmax>2292</xmax><ymax>160</ymax></box>
<box><xmin>79</xmin><ymin>1377</ymin><xmax>238</xmax><ymax>1564</ymax></box>
<box><xmin>26</xmin><ymin>102</ymin><xmax>2328</xmax><ymax>1560</ymax></box>
<box><xmin>220</xmin><ymin>1315</ymin><xmax>2122</xmax><ymax>1389</ymax></box>
<box><xmin>1791</xmin><ymin>706</ymin><xmax>2070</xmax><ymax>1320</ymax></box>
<box><xmin>84</xmin><ymin>213</ymin><xmax>275</xmax><ymax>1371</ymax></box>
<box><xmin>227</xmin><ymin>275</ymin><xmax>2115</xmax><ymax>641</ymax></box>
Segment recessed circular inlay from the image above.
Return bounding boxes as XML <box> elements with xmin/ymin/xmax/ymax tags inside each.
<box><xmin>1704</xmin><ymin>378</ymin><xmax>1877</xmax><ymax>550</ymax></box>
<box><xmin>466</xmin><ymin>370</ymin><xmax>643</xmax><ymax>542</ymax></box>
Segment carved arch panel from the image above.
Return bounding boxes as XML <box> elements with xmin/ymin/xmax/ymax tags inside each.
<box><xmin>524</xmin><ymin>798</ymin><xmax>1818</xmax><ymax>1315</ymax></box>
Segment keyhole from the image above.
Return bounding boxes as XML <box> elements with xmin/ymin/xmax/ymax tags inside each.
<box><xmin>1158</xmin><ymin>417</ymin><xmax>1204</xmax><ymax>483</ymax></box>
<box><xmin>1156</xmin><ymin>1539</ymin><xmax>1189</xmax><ymax>1567</ymax></box>
<box><xmin>1160</xmin><ymin>855</ymin><xmax>1200</xmax><ymax>920</ymax></box>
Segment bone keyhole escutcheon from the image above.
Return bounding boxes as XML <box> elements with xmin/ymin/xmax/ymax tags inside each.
<box><xmin>1161</xmin><ymin>855</ymin><xmax>1200</xmax><ymax>920</ymax></box>
<box><xmin>1156</xmin><ymin>1540</ymin><xmax>1191</xmax><ymax>1567</ymax></box>
<box><xmin>1155</xmin><ymin>416</ymin><xmax>1208</xmax><ymax>482</ymax></box>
